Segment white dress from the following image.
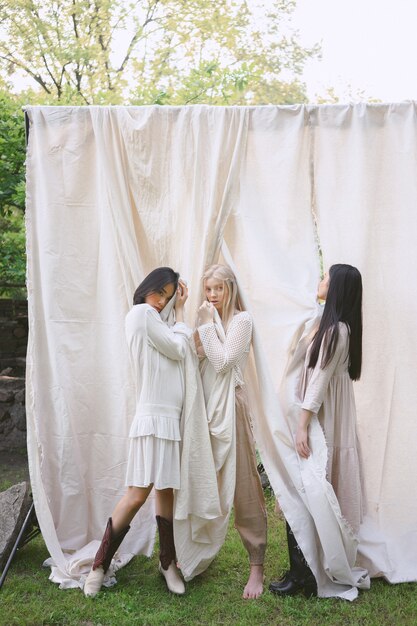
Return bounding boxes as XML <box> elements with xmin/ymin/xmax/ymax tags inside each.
<box><xmin>124</xmin><ymin>303</ymin><xmax>192</xmax><ymax>490</ymax></box>
<box><xmin>300</xmin><ymin>322</ymin><xmax>364</xmax><ymax>533</ymax></box>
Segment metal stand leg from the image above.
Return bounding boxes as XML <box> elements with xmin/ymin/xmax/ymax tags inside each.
<box><xmin>0</xmin><ymin>501</ymin><xmax>40</xmax><ymax>590</ymax></box>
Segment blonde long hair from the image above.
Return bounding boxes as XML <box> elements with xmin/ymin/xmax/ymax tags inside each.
<box><xmin>202</xmin><ymin>264</ymin><xmax>243</xmax><ymax>330</ymax></box>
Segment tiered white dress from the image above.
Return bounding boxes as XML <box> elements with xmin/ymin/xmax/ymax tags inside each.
<box><xmin>124</xmin><ymin>303</ymin><xmax>192</xmax><ymax>490</ymax></box>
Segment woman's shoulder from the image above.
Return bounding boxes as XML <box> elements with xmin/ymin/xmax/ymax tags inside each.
<box><xmin>126</xmin><ymin>303</ymin><xmax>157</xmax><ymax>325</ymax></box>
<box><xmin>127</xmin><ymin>303</ymin><xmax>154</xmax><ymax>315</ymax></box>
<box><xmin>330</xmin><ymin>322</ymin><xmax>350</xmax><ymax>350</ymax></box>
<box><xmin>337</xmin><ymin>321</ymin><xmax>350</xmax><ymax>336</ymax></box>
<box><xmin>232</xmin><ymin>310</ymin><xmax>252</xmax><ymax>323</ymax></box>
<box><xmin>230</xmin><ymin>310</ymin><xmax>253</xmax><ymax>333</ymax></box>
<box><xmin>323</xmin><ymin>321</ymin><xmax>349</xmax><ymax>335</ymax></box>
<box><xmin>321</xmin><ymin>322</ymin><xmax>349</xmax><ymax>349</ymax></box>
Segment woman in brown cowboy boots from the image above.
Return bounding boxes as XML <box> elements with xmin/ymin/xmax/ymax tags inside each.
<box><xmin>84</xmin><ymin>267</ymin><xmax>191</xmax><ymax>597</ymax></box>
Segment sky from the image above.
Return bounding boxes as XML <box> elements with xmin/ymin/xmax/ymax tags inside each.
<box><xmin>291</xmin><ymin>0</ymin><xmax>417</xmax><ymax>102</ymax></box>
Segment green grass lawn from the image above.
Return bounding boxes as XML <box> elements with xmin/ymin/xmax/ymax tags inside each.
<box><xmin>1</xmin><ymin>489</ymin><xmax>416</xmax><ymax>626</ymax></box>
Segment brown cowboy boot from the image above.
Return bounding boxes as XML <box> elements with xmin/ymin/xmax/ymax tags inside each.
<box><xmin>156</xmin><ymin>515</ymin><xmax>185</xmax><ymax>595</ymax></box>
<box><xmin>84</xmin><ymin>517</ymin><xmax>130</xmax><ymax>597</ymax></box>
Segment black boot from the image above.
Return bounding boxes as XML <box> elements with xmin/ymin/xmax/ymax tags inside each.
<box><xmin>269</xmin><ymin>522</ymin><xmax>317</xmax><ymax>598</ymax></box>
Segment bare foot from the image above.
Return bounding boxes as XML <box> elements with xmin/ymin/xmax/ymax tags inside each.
<box><xmin>242</xmin><ymin>564</ymin><xmax>264</xmax><ymax>599</ymax></box>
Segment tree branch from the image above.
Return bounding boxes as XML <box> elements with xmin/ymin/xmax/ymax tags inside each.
<box><xmin>0</xmin><ymin>52</ymin><xmax>51</xmax><ymax>94</ymax></box>
<box><xmin>117</xmin><ymin>0</ymin><xmax>161</xmax><ymax>74</ymax></box>
<box><xmin>71</xmin><ymin>0</ymin><xmax>82</xmax><ymax>93</ymax></box>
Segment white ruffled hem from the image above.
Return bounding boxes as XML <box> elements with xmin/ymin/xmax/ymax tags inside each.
<box><xmin>125</xmin><ymin>435</ymin><xmax>180</xmax><ymax>490</ymax></box>
<box><xmin>128</xmin><ymin>414</ymin><xmax>181</xmax><ymax>441</ymax></box>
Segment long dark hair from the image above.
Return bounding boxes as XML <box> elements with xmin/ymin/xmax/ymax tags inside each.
<box><xmin>133</xmin><ymin>267</ymin><xmax>179</xmax><ymax>305</ymax></box>
<box><xmin>308</xmin><ymin>264</ymin><xmax>363</xmax><ymax>380</ymax></box>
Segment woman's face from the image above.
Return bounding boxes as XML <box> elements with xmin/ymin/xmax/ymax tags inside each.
<box><xmin>145</xmin><ymin>282</ymin><xmax>176</xmax><ymax>313</ymax></box>
<box><xmin>204</xmin><ymin>277</ymin><xmax>228</xmax><ymax>314</ymax></box>
<box><xmin>317</xmin><ymin>272</ymin><xmax>330</xmax><ymax>301</ymax></box>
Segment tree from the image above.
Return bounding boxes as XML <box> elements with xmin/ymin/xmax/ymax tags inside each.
<box><xmin>0</xmin><ymin>0</ymin><xmax>319</xmax><ymax>105</ymax></box>
<box><xmin>0</xmin><ymin>1</ymin><xmax>320</xmax><ymax>295</ymax></box>
<box><xmin>0</xmin><ymin>91</ymin><xmax>26</xmax><ymax>215</ymax></box>
<box><xmin>0</xmin><ymin>90</ymin><xmax>26</xmax><ymax>295</ymax></box>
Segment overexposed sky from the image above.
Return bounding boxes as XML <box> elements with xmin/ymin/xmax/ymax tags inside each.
<box><xmin>291</xmin><ymin>0</ymin><xmax>417</xmax><ymax>102</ymax></box>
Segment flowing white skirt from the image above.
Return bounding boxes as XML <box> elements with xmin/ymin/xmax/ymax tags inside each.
<box><xmin>125</xmin><ymin>435</ymin><xmax>181</xmax><ymax>490</ymax></box>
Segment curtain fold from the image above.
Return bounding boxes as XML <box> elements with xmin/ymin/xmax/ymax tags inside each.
<box><xmin>24</xmin><ymin>103</ymin><xmax>417</xmax><ymax>592</ymax></box>
<box><xmin>311</xmin><ymin>102</ymin><xmax>417</xmax><ymax>581</ymax></box>
<box><xmin>24</xmin><ymin>105</ymin><xmax>248</xmax><ymax>588</ymax></box>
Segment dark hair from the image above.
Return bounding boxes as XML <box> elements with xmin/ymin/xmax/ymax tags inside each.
<box><xmin>308</xmin><ymin>264</ymin><xmax>363</xmax><ymax>380</ymax></box>
<box><xmin>133</xmin><ymin>267</ymin><xmax>179</xmax><ymax>305</ymax></box>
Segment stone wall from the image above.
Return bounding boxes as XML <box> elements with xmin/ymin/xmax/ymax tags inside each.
<box><xmin>0</xmin><ymin>300</ymin><xmax>28</xmax><ymax>450</ymax></box>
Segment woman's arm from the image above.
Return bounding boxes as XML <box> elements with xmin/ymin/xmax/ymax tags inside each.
<box><xmin>301</xmin><ymin>324</ymin><xmax>348</xmax><ymax>414</ymax></box>
<box><xmin>297</xmin><ymin>324</ymin><xmax>348</xmax><ymax>458</ymax></box>
<box><xmin>174</xmin><ymin>280</ymin><xmax>188</xmax><ymax>323</ymax></box>
<box><xmin>146</xmin><ymin>307</ymin><xmax>191</xmax><ymax>361</ymax></box>
<box><xmin>193</xmin><ymin>330</ymin><xmax>206</xmax><ymax>358</ymax></box>
<box><xmin>296</xmin><ymin>408</ymin><xmax>314</xmax><ymax>459</ymax></box>
<box><xmin>197</xmin><ymin>312</ymin><xmax>252</xmax><ymax>374</ymax></box>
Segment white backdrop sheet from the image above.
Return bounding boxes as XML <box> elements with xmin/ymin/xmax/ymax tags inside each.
<box><xmin>24</xmin><ymin>104</ymin><xmax>417</xmax><ymax>591</ymax></box>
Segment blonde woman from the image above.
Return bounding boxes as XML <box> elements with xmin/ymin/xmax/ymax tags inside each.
<box><xmin>195</xmin><ymin>264</ymin><xmax>267</xmax><ymax>599</ymax></box>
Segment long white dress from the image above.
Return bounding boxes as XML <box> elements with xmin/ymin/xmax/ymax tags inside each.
<box><xmin>124</xmin><ymin>303</ymin><xmax>192</xmax><ymax>490</ymax></box>
<box><xmin>198</xmin><ymin>311</ymin><xmax>267</xmax><ymax>564</ymax></box>
<box><xmin>300</xmin><ymin>322</ymin><xmax>364</xmax><ymax>533</ymax></box>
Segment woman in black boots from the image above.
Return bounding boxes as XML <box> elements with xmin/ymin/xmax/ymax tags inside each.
<box><xmin>269</xmin><ymin>522</ymin><xmax>317</xmax><ymax>597</ymax></box>
<box><xmin>83</xmin><ymin>267</ymin><xmax>191</xmax><ymax>597</ymax></box>
<box><xmin>270</xmin><ymin>264</ymin><xmax>364</xmax><ymax>597</ymax></box>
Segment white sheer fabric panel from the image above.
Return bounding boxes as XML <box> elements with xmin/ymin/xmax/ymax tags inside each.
<box><xmin>24</xmin><ymin>104</ymin><xmax>417</xmax><ymax>590</ymax></box>
<box><xmin>221</xmin><ymin>108</ymin><xmax>369</xmax><ymax>599</ymax></box>
<box><xmin>224</xmin><ymin>106</ymin><xmax>320</xmax><ymax>381</ymax></box>
<box><xmin>312</xmin><ymin>103</ymin><xmax>417</xmax><ymax>581</ymax></box>
<box><xmin>25</xmin><ymin>105</ymin><xmax>247</xmax><ymax>587</ymax></box>
<box><xmin>25</xmin><ymin>107</ymin><xmax>156</xmax><ymax>588</ymax></box>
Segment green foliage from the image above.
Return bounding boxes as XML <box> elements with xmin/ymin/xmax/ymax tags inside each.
<box><xmin>0</xmin><ymin>92</ymin><xmax>26</xmax><ymax>215</ymax></box>
<box><xmin>0</xmin><ymin>0</ymin><xmax>319</xmax><ymax>105</ymax></box>
<box><xmin>0</xmin><ymin>91</ymin><xmax>26</xmax><ymax>294</ymax></box>
<box><xmin>0</xmin><ymin>210</ymin><xmax>26</xmax><ymax>296</ymax></box>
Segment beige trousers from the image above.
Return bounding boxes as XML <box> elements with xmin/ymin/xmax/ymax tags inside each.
<box><xmin>234</xmin><ymin>386</ymin><xmax>267</xmax><ymax>565</ymax></box>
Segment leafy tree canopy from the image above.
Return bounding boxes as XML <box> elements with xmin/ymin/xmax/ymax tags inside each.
<box><xmin>0</xmin><ymin>0</ymin><xmax>319</xmax><ymax>105</ymax></box>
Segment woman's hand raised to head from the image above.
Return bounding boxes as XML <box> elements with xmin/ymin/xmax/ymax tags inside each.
<box><xmin>174</xmin><ymin>281</ymin><xmax>188</xmax><ymax>323</ymax></box>
<box><xmin>175</xmin><ymin>280</ymin><xmax>188</xmax><ymax>310</ymax></box>
<box><xmin>198</xmin><ymin>301</ymin><xmax>215</xmax><ymax>325</ymax></box>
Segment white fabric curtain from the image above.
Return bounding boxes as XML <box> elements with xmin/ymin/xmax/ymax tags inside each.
<box><xmin>25</xmin><ymin>105</ymin><xmax>247</xmax><ymax>587</ymax></box>
<box><xmin>311</xmin><ymin>103</ymin><xmax>417</xmax><ymax>581</ymax></box>
<box><xmin>25</xmin><ymin>104</ymin><xmax>417</xmax><ymax>591</ymax></box>
<box><xmin>222</xmin><ymin>107</ymin><xmax>368</xmax><ymax>600</ymax></box>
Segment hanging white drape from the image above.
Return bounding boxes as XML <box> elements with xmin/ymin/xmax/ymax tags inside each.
<box><xmin>222</xmin><ymin>106</ymin><xmax>368</xmax><ymax>599</ymax></box>
<box><xmin>311</xmin><ymin>103</ymin><xmax>417</xmax><ymax>581</ymax></box>
<box><xmin>25</xmin><ymin>105</ymin><xmax>247</xmax><ymax>588</ymax></box>
<box><xmin>25</xmin><ymin>104</ymin><xmax>417</xmax><ymax>593</ymax></box>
